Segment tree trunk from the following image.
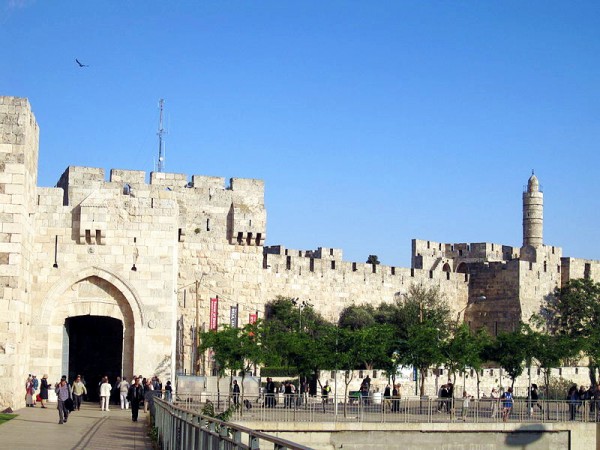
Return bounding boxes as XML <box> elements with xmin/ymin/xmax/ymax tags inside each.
<box><xmin>419</xmin><ymin>367</ymin><xmax>426</xmax><ymax>397</ymax></box>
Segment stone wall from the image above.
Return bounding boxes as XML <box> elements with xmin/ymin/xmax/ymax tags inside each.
<box><xmin>2</xmin><ymin>96</ymin><xmax>600</xmax><ymax>410</ymax></box>
<box><xmin>0</xmin><ymin>96</ymin><xmax>38</xmax><ymax>407</ymax></box>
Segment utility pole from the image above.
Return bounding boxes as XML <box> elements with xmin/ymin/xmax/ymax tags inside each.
<box><xmin>157</xmin><ymin>99</ymin><xmax>166</xmax><ymax>172</ymax></box>
<box><xmin>195</xmin><ymin>279</ymin><xmax>200</xmax><ymax>375</ymax></box>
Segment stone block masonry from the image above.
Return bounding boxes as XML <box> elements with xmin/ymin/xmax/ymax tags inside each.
<box><xmin>1</xmin><ymin>96</ymin><xmax>599</xmax><ymax>409</ymax></box>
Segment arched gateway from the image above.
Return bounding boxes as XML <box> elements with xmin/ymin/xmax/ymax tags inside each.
<box><xmin>36</xmin><ymin>267</ymin><xmax>145</xmax><ymax>393</ymax></box>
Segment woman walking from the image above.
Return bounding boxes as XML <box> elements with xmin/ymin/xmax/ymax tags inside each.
<box><xmin>25</xmin><ymin>376</ymin><xmax>35</xmax><ymax>407</ymax></box>
<box><xmin>39</xmin><ymin>374</ymin><xmax>49</xmax><ymax>408</ymax></box>
<box><xmin>99</xmin><ymin>376</ymin><xmax>112</xmax><ymax>411</ymax></box>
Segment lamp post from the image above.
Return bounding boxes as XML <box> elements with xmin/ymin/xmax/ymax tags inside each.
<box><xmin>177</xmin><ymin>274</ymin><xmax>206</xmax><ymax>375</ymax></box>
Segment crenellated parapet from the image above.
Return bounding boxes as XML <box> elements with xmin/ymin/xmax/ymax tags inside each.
<box><xmin>52</xmin><ymin>166</ymin><xmax>266</xmax><ymax>247</ymax></box>
<box><xmin>412</xmin><ymin>239</ymin><xmax>519</xmax><ymax>273</ymax></box>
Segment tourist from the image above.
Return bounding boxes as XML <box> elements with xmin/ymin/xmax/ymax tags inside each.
<box><xmin>392</xmin><ymin>384</ymin><xmax>401</xmax><ymax>413</ymax></box>
<box><xmin>25</xmin><ymin>375</ymin><xmax>35</xmax><ymax>407</ymax></box>
<box><xmin>118</xmin><ymin>377</ymin><xmax>130</xmax><ymax>409</ymax></box>
<box><xmin>462</xmin><ymin>390</ymin><xmax>472</xmax><ymax>420</ymax></box>
<box><xmin>446</xmin><ymin>382</ymin><xmax>454</xmax><ymax>414</ymax></box>
<box><xmin>383</xmin><ymin>384</ymin><xmax>392</xmax><ymax>413</ymax></box>
<box><xmin>55</xmin><ymin>378</ymin><xmax>71</xmax><ymax>424</ymax></box>
<box><xmin>144</xmin><ymin>379</ymin><xmax>155</xmax><ymax>413</ymax></box>
<box><xmin>32</xmin><ymin>375</ymin><xmax>39</xmax><ymax>406</ymax></box>
<box><xmin>528</xmin><ymin>384</ymin><xmax>543</xmax><ymax>415</ymax></box>
<box><xmin>501</xmin><ymin>387</ymin><xmax>514</xmax><ymax>422</ymax></box>
<box><xmin>233</xmin><ymin>380</ymin><xmax>241</xmax><ymax>407</ymax></box>
<box><xmin>567</xmin><ymin>385</ymin><xmax>579</xmax><ymax>421</ymax></box>
<box><xmin>72</xmin><ymin>375</ymin><xmax>87</xmax><ymax>411</ymax></box>
<box><xmin>164</xmin><ymin>380</ymin><xmax>173</xmax><ymax>402</ymax></box>
<box><xmin>99</xmin><ymin>376</ymin><xmax>112</xmax><ymax>411</ymax></box>
<box><xmin>321</xmin><ymin>381</ymin><xmax>331</xmax><ymax>412</ymax></box>
<box><xmin>127</xmin><ymin>377</ymin><xmax>144</xmax><ymax>422</ymax></box>
<box><xmin>438</xmin><ymin>384</ymin><xmax>448</xmax><ymax>413</ymax></box>
<box><xmin>265</xmin><ymin>377</ymin><xmax>276</xmax><ymax>408</ymax></box>
<box><xmin>39</xmin><ymin>374</ymin><xmax>49</xmax><ymax>408</ymax></box>
<box><xmin>490</xmin><ymin>387</ymin><xmax>499</xmax><ymax>418</ymax></box>
<box><xmin>112</xmin><ymin>376</ymin><xmax>121</xmax><ymax>406</ymax></box>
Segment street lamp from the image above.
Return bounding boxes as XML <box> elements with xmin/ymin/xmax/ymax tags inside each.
<box><xmin>291</xmin><ymin>298</ymin><xmax>312</xmax><ymax>331</ymax></box>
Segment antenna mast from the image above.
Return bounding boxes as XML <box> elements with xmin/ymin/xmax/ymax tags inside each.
<box><xmin>157</xmin><ymin>99</ymin><xmax>166</xmax><ymax>172</ymax></box>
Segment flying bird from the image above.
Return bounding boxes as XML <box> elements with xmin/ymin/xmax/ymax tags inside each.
<box><xmin>75</xmin><ymin>58</ymin><xmax>89</xmax><ymax>68</ymax></box>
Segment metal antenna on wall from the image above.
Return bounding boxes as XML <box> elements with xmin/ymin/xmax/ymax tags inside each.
<box><xmin>157</xmin><ymin>99</ymin><xmax>166</xmax><ymax>172</ymax></box>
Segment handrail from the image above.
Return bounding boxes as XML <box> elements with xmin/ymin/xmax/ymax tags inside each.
<box><xmin>170</xmin><ymin>392</ymin><xmax>600</xmax><ymax>425</ymax></box>
<box><xmin>152</xmin><ymin>397</ymin><xmax>313</xmax><ymax>450</ymax></box>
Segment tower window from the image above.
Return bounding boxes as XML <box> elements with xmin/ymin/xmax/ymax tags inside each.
<box><xmin>584</xmin><ymin>263</ymin><xmax>591</xmax><ymax>279</ymax></box>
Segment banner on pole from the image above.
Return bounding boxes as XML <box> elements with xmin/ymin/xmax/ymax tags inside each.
<box><xmin>209</xmin><ymin>297</ymin><xmax>219</xmax><ymax>331</ymax></box>
<box><xmin>230</xmin><ymin>305</ymin><xmax>238</xmax><ymax>328</ymax></box>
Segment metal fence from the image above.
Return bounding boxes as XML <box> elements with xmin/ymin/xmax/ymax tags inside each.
<box><xmin>172</xmin><ymin>392</ymin><xmax>600</xmax><ymax>424</ymax></box>
<box><xmin>152</xmin><ymin>397</ymin><xmax>312</xmax><ymax>450</ymax></box>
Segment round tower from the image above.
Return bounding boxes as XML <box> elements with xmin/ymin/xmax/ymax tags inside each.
<box><xmin>522</xmin><ymin>172</ymin><xmax>543</xmax><ymax>247</ymax></box>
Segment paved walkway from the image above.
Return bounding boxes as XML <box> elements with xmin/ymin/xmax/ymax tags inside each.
<box><xmin>0</xmin><ymin>402</ymin><xmax>154</xmax><ymax>450</ymax></box>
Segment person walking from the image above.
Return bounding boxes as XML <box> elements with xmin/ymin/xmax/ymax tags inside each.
<box><xmin>127</xmin><ymin>377</ymin><xmax>144</xmax><ymax>422</ymax></box>
<box><xmin>99</xmin><ymin>376</ymin><xmax>112</xmax><ymax>411</ymax></box>
<box><xmin>72</xmin><ymin>375</ymin><xmax>87</xmax><ymax>411</ymax></box>
<box><xmin>55</xmin><ymin>378</ymin><xmax>71</xmax><ymax>424</ymax></box>
<box><xmin>568</xmin><ymin>385</ymin><xmax>580</xmax><ymax>421</ymax></box>
<box><xmin>118</xmin><ymin>377</ymin><xmax>130</xmax><ymax>409</ymax></box>
<box><xmin>25</xmin><ymin>376</ymin><xmax>35</xmax><ymax>407</ymax></box>
<box><xmin>232</xmin><ymin>380</ymin><xmax>241</xmax><ymax>407</ymax></box>
<box><xmin>490</xmin><ymin>387</ymin><xmax>500</xmax><ymax>418</ymax></box>
<box><xmin>528</xmin><ymin>384</ymin><xmax>543</xmax><ymax>415</ymax></box>
<box><xmin>164</xmin><ymin>380</ymin><xmax>173</xmax><ymax>402</ymax></box>
<box><xmin>501</xmin><ymin>387</ymin><xmax>514</xmax><ymax>422</ymax></box>
<box><xmin>39</xmin><ymin>374</ymin><xmax>49</xmax><ymax>408</ymax></box>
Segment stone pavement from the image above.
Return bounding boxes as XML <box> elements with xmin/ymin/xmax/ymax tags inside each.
<box><xmin>0</xmin><ymin>402</ymin><xmax>154</xmax><ymax>450</ymax></box>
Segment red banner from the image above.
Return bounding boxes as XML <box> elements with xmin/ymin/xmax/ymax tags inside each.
<box><xmin>249</xmin><ymin>313</ymin><xmax>257</xmax><ymax>324</ymax></box>
<box><xmin>209</xmin><ymin>297</ymin><xmax>219</xmax><ymax>331</ymax></box>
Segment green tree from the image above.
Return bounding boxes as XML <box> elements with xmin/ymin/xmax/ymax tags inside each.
<box><xmin>395</xmin><ymin>284</ymin><xmax>452</xmax><ymax>396</ymax></box>
<box><xmin>530</xmin><ymin>331</ymin><xmax>575</xmax><ymax>400</ymax></box>
<box><xmin>338</xmin><ymin>304</ymin><xmax>376</xmax><ymax>330</ymax></box>
<box><xmin>366</xmin><ymin>255</ymin><xmax>380</xmax><ymax>265</ymax></box>
<box><xmin>540</xmin><ymin>278</ymin><xmax>600</xmax><ymax>384</ymax></box>
<box><xmin>487</xmin><ymin>325</ymin><xmax>532</xmax><ymax>389</ymax></box>
<box><xmin>443</xmin><ymin>324</ymin><xmax>491</xmax><ymax>399</ymax></box>
<box><xmin>199</xmin><ymin>322</ymin><xmax>265</xmax><ymax>413</ymax></box>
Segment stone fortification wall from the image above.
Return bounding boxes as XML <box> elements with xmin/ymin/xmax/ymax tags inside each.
<box><xmin>464</xmin><ymin>261</ymin><xmax>521</xmax><ymax>334</ymax></box>
<box><xmin>262</xmin><ymin>245</ymin><xmax>470</xmax><ymax>322</ymax></box>
<box><xmin>561</xmin><ymin>257</ymin><xmax>600</xmax><ymax>285</ymax></box>
<box><xmin>518</xmin><ymin>245</ymin><xmax>563</xmax><ymax>324</ymax></box>
<box><xmin>412</xmin><ymin>239</ymin><xmax>518</xmax><ymax>272</ymax></box>
<box><xmin>0</xmin><ymin>96</ymin><xmax>39</xmax><ymax>408</ymax></box>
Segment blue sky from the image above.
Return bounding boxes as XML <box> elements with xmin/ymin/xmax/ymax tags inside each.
<box><xmin>2</xmin><ymin>1</ymin><xmax>599</xmax><ymax>267</ymax></box>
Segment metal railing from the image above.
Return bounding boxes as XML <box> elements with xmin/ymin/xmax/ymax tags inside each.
<box><xmin>153</xmin><ymin>397</ymin><xmax>312</xmax><ymax>450</ymax></box>
<box><xmin>172</xmin><ymin>392</ymin><xmax>600</xmax><ymax>424</ymax></box>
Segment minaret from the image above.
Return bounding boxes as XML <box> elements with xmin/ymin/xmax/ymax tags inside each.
<box><xmin>522</xmin><ymin>171</ymin><xmax>543</xmax><ymax>247</ymax></box>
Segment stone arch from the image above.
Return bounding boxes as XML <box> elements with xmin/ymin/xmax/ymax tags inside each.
<box><xmin>38</xmin><ymin>266</ymin><xmax>145</xmax><ymax>326</ymax></box>
<box><xmin>37</xmin><ymin>266</ymin><xmax>145</xmax><ymax>380</ymax></box>
<box><xmin>442</xmin><ymin>263</ymin><xmax>451</xmax><ymax>272</ymax></box>
<box><xmin>456</xmin><ymin>262</ymin><xmax>469</xmax><ymax>274</ymax></box>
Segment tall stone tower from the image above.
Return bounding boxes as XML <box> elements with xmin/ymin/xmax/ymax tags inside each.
<box><xmin>0</xmin><ymin>97</ymin><xmax>39</xmax><ymax>407</ymax></box>
<box><xmin>522</xmin><ymin>172</ymin><xmax>543</xmax><ymax>248</ymax></box>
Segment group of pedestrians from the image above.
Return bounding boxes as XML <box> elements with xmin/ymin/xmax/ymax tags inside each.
<box><xmin>25</xmin><ymin>374</ymin><xmax>50</xmax><ymax>408</ymax></box>
<box><xmin>567</xmin><ymin>384</ymin><xmax>600</xmax><ymax>421</ymax></box>
<box><xmin>26</xmin><ymin>372</ymin><xmax>172</xmax><ymax>425</ymax></box>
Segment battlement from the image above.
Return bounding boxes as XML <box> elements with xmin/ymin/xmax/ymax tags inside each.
<box><xmin>412</xmin><ymin>239</ymin><xmax>517</xmax><ymax>263</ymax></box>
<box><xmin>54</xmin><ymin>166</ymin><xmax>264</xmax><ymax>196</ymax></box>
<box><xmin>561</xmin><ymin>257</ymin><xmax>600</xmax><ymax>285</ymax></box>
<box><xmin>263</xmin><ymin>245</ymin><xmax>469</xmax><ymax>285</ymax></box>
<box><xmin>264</xmin><ymin>245</ymin><xmax>343</xmax><ymax>260</ymax></box>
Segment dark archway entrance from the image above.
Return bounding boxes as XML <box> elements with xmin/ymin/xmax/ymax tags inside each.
<box><xmin>65</xmin><ymin>316</ymin><xmax>123</xmax><ymax>402</ymax></box>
